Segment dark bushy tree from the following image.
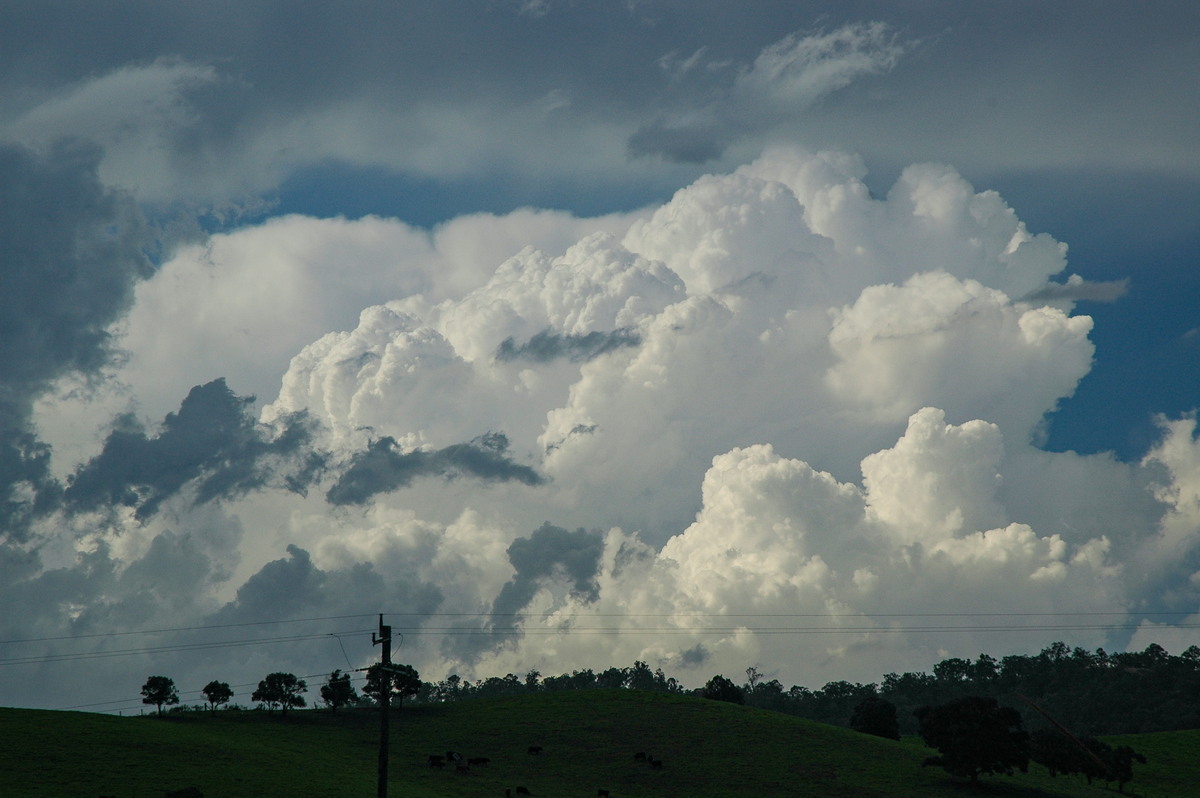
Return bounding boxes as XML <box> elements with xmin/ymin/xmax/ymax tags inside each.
<box><xmin>364</xmin><ymin>663</ymin><xmax>421</xmax><ymax>709</ymax></box>
<box><xmin>319</xmin><ymin>669</ymin><xmax>357</xmax><ymax>712</ymax></box>
<box><xmin>1029</xmin><ymin>727</ymin><xmax>1084</xmax><ymax>778</ymax></box>
<box><xmin>201</xmin><ymin>680</ymin><xmax>232</xmax><ymax>715</ymax></box>
<box><xmin>252</xmin><ymin>672</ymin><xmax>307</xmax><ymax>716</ymax></box>
<box><xmin>141</xmin><ymin>675</ymin><xmax>179</xmax><ymax>716</ymax></box>
<box><xmin>1100</xmin><ymin>743</ymin><xmax>1146</xmax><ymax>793</ymax></box>
<box><xmin>915</xmin><ymin>696</ymin><xmax>1028</xmax><ymax>783</ymax></box>
<box><xmin>850</xmin><ymin>696</ymin><xmax>900</xmax><ymax>740</ymax></box>
<box><xmin>702</xmin><ymin>674</ymin><xmax>744</xmax><ymax>705</ymax></box>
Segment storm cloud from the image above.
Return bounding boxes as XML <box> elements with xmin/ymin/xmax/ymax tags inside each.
<box><xmin>490</xmin><ymin>523</ymin><xmax>606</xmax><ymax>630</ymax></box>
<box><xmin>495</xmin><ymin>328</ymin><xmax>641</xmax><ymax>363</ymax></box>
<box><xmin>0</xmin><ymin>141</ymin><xmax>151</xmax><ymax>538</ymax></box>
<box><xmin>65</xmin><ymin>379</ymin><xmax>324</xmax><ymax>521</ymax></box>
<box><xmin>326</xmin><ymin>432</ymin><xmax>544</xmax><ymax>507</ymax></box>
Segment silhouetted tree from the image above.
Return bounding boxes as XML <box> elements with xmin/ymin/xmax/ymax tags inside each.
<box><xmin>850</xmin><ymin>696</ymin><xmax>900</xmax><ymax>740</ymax></box>
<box><xmin>915</xmin><ymin>696</ymin><xmax>1028</xmax><ymax>783</ymax></box>
<box><xmin>141</xmin><ymin>675</ymin><xmax>179</xmax><ymax>716</ymax></box>
<box><xmin>1100</xmin><ymin>743</ymin><xmax>1146</xmax><ymax>793</ymax></box>
<box><xmin>702</xmin><ymin>674</ymin><xmax>744</xmax><ymax>705</ymax></box>
<box><xmin>595</xmin><ymin>666</ymin><xmax>627</xmax><ymax>689</ymax></box>
<box><xmin>319</xmin><ymin>669</ymin><xmax>357</xmax><ymax>712</ymax></box>
<box><xmin>201</xmin><ymin>680</ymin><xmax>232</xmax><ymax>715</ymax></box>
<box><xmin>1029</xmin><ymin>727</ymin><xmax>1083</xmax><ymax>778</ymax></box>
<box><xmin>364</xmin><ymin>662</ymin><xmax>421</xmax><ymax>709</ymax></box>
<box><xmin>252</xmin><ymin>672</ymin><xmax>307</xmax><ymax>716</ymax></box>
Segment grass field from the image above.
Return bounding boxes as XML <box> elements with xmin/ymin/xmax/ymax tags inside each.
<box><xmin>0</xmin><ymin>690</ymin><xmax>1196</xmax><ymax>797</ymax></box>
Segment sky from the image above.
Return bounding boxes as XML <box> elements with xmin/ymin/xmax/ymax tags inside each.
<box><xmin>1</xmin><ymin>0</ymin><xmax>1198</xmax><ymax>713</ymax></box>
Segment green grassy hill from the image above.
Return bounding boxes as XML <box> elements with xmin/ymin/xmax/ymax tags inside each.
<box><xmin>0</xmin><ymin>690</ymin><xmax>1195</xmax><ymax>797</ymax></box>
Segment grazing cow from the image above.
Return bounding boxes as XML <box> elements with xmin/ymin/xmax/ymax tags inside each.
<box><xmin>527</xmin><ymin>745</ymin><xmax>543</xmax><ymax>755</ymax></box>
<box><xmin>649</xmin><ymin>757</ymin><xmax>664</xmax><ymax>769</ymax></box>
<box><xmin>633</xmin><ymin>751</ymin><xmax>646</xmax><ymax>761</ymax></box>
<box><xmin>598</xmin><ymin>790</ymin><xmax>611</xmax><ymax>797</ymax></box>
<box><xmin>516</xmin><ymin>788</ymin><xmax>532</xmax><ymax>796</ymax></box>
<box><xmin>468</xmin><ymin>756</ymin><xmax>491</xmax><ymax>766</ymax></box>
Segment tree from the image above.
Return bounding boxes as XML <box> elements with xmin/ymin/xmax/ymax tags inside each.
<box><xmin>701</xmin><ymin>674</ymin><xmax>744</xmax><ymax>705</ymax></box>
<box><xmin>319</xmin><ymin>669</ymin><xmax>358</xmax><ymax>712</ymax></box>
<box><xmin>364</xmin><ymin>662</ymin><xmax>421</xmax><ymax>709</ymax></box>
<box><xmin>1100</xmin><ymin>743</ymin><xmax>1146</xmax><ymax>793</ymax></box>
<box><xmin>850</xmin><ymin>696</ymin><xmax>900</xmax><ymax>740</ymax></box>
<box><xmin>141</xmin><ymin>675</ymin><xmax>179</xmax><ymax>716</ymax></box>
<box><xmin>252</xmin><ymin>672</ymin><xmax>307</xmax><ymax>716</ymax></box>
<box><xmin>201</xmin><ymin>680</ymin><xmax>232</xmax><ymax>715</ymax></box>
<box><xmin>915</xmin><ymin>696</ymin><xmax>1028</xmax><ymax>783</ymax></box>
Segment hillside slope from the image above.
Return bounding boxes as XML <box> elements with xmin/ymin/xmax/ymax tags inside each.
<box><xmin>0</xmin><ymin>691</ymin><xmax>1194</xmax><ymax>796</ymax></box>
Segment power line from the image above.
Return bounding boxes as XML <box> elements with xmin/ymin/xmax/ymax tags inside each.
<box><xmin>0</xmin><ymin>628</ymin><xmax>374</xmax><ymax>667</ymax></box>
<box><xmin>0</xmin><ymin>613</ymin><xmax>379</xmax><ymax>646</ymax></box>
<box><xmin>386</xmin><ymin>622</ymin><xmax>1200</xmax><ymax>636</ymax></box>
<box><xmin>2</xmin><ymin>610</ymin><xmax>1189</xmax><ymax>648</ymax></box>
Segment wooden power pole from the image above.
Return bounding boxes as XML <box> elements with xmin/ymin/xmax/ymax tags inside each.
<box><xmin>373</xmin><ymin>614</ymin><xmax>392</xmax><ymax>798</ymax></box>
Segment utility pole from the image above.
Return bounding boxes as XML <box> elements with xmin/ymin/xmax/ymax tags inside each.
<box><xmin>373</xmin><ymin>613</ymin><xmax>392</xmax><ymax>798</ymax></box>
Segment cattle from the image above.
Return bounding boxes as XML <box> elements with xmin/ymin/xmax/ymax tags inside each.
<box><xmin>468</xmin><ymin>756</ymin><xmax>491</xmax><ymax>766</ymax></box>
<box><xmin>649</xmin><ymin>757</ymin><xmax>664</xmax><ymax>769</ymax></box>
<box><xmin>597</xmin><ymin>790</ymin><xmax>611</xmax><ymax>797</ymax></box>
<box><xmin>527</xmin><ymin>745</ymin><xmax>543</xmax><ymax>755</ymax></box>
<box><xmin>516</xmin><ymin>788</ymin><xmax>532</xmax><ymax>796</ymax></box>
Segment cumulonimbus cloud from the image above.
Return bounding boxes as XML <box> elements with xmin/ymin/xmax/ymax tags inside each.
<box><xmin>6</xmin><ymin>147</ymin><xmax>1199</xmax><ymax>710</ymax></box>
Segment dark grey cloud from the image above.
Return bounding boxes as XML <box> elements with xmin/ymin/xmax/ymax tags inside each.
<box><xmin>0</xmin><ymin>533</ymin><xmax>444</xmax><ymax>709</ymax></box>
<box><xmin>325</xmin><ymin>431</ymin><xmax>544</xmax><ymax>507</ymax></box>
<box><xmin>0</xmin><ymin>140</ymin><xmax>152</xmax><ymax>539</ymax></box>
<box><xmin>679</xmin><ymin>643</ymin><xmax>710</xmax><ymax>667</ymax></box>
<box><xmin>627</xmin><ymin>122</ymin><xmax>730</xmax><ymax>165</ymax></box>
<box><xmin>211</xmin><ymin>544</ymin><xmax>437</xmax><ymax>624</ymax></box>
<box><xmin>64</xmin><ymin>379</ymin><xmax>325</xmax><ymax>521</ymax></box>
<box><xmin>489</xmin><ymin>522</ymin><xmax>605</xmax><ymax>630</ymax></box>
<box><xmin>198</xmin><ymin>543</ymin><xmax>443</xmax><ymax>676</ymax></box>
<box><xmin>1022</xmin><ymin>277</ymin><xmax>1130</xmax><ymax>304</ymax></box>
<box><xmin>495</xmin><ymin>328</ymin><xmax>641</xmax><ymax>364</ymax></box>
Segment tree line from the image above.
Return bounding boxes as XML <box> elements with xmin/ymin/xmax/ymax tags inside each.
<box><xmin>139</xmin><ymin>662</ymin><xmax>423</xmax><ymax>717</ymax></box>
<box><xmin>143</xmin><ymin>641</ymin><xmax>1199</xmax><ymax>737</ymax></box>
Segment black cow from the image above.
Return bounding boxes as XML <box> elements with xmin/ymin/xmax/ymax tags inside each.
<box><xmin>468</xmin><ymin>756</ymin><xmax>491</xmax><ymax>766</ymax></box>
<box><xmin>516</xmin><ymin>788</ymin><xmax>532</xmax><ymax>796</ymax></box>
<box><xmin>527</xmin><ymin>745</ymin><xmax>543</xmax><ymax>755</ymax></box>
<box><xmin>649</xmin><ymin>757</ymin><xmax>664</xmax><ymax>769</ymax></box>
